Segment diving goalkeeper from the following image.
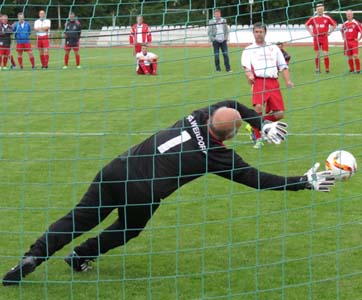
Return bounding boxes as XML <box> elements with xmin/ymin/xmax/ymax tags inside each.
<box><xmin>2</xmin><ymin>100</ymin><xmax>335</xmax><ymax>285</ymax></box>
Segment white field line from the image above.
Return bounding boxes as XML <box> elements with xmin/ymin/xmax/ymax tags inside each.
<box><xmin>0</xmin><ymin>132</ymin><xmax>361</xmax><ymax>137</ymax></box>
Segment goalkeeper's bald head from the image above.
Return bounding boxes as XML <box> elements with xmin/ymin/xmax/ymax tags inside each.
<box><xmin>208</xmin><ymin>107</ymin><xmax>242</xmax><ymax>141</ymax></box>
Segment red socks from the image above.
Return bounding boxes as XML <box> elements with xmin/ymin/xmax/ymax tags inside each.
<box><xmin>315</xmin><ymin>58</ymin><xmax>320</xmax><ymax>70</ymax></box>
<box><xmin>10</xmin><ymin>55</ymin><xmax>16</xmax><ymax>67</ymax></box>
<box><xmin>18</xmin><ymin>57</ymin><xmax>23</xmax><ymax>68</ymax></box>
<box><xmin>40</xmin><ymin>54</ymin><xmax>49</xmax><ymax>67</ymax></box>
<box><xmin>3</xmin><ymin>56</ymin><xmax>8</xmax><ymax>67</ymax></box>
<box><xmin>151</xmin><ymin>61</ymin><xmax>157</xmax><ymax>75</ymax></box>
<box><xmin>30</xmin><ymin>56</ymin><xmax>35</xmax><ymax>68</ymax></box>
<box><xmin>355</xmin><ymin>58</ymin><xmax>360</xmax><ymax>72</ymax></box>
<box><xmin>348</xmin><ymin>59</ymin><xmax>354</xmax><ymax>72</ymax></box>
<box><xmin>64</xmin><ymin>54</ymin><xmax>69</xmax><ymax>66</ymax></box>
<box><xmin>65</xmin><ymin>53</ymin><xmax>80</xmax><ymax>66</ymax></box>
<box><xmin>324</xmin><ymin>57</ymin><xmax>330</xmax><ymax>71</ymax></box>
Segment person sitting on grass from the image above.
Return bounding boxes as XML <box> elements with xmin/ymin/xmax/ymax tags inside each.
<box><xmin>136</xmin><ymin>44</ymin><xmax>158</xmax><ymax>75</ymax></box>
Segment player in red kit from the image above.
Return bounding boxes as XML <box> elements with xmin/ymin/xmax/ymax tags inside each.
<box><xmin>341</xmin><ymin>10</ymin><xmax>362</xmax><ymax>73</ymax></box>
<box><xmin>136</xmin><ymin>44</ymin><xmax>158</xmax><ymax>75</ymax></box>
<box><xmin>129</xmin><ymin>16</ymin><xmax>152</xmax><ymax>55</ymax></box>
<box><xmin>34</xmin><ymin>10</ymin><xmax>51</xmax><ymax>69</ymax></box>
<box><xmin>305</xmin><ymin>3</ymin><xmax>336</xmax><ymax>73</ymax></box>
<box><xmin>241</xmin><ymin>23</ymin><xmax>293</xmax><ymax>149</ymax></box>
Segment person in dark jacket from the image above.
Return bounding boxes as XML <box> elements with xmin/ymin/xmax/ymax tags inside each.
<box><xmin>63</xmin><ymin>12</ymin><xmax>82</xmax><ymax>69</ymax></box>
<box><xmin>0</xmin><ymin>14</ymin><xmax>14</xmax><ymax>70</ymax></box>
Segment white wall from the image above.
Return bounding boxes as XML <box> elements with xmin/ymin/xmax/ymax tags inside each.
<box><xmin>93</xmin><ymin>24</ymin><xmax>344</xmax><ymax>47</ymax></box>
<box><xmin>229</xmin><ymin>24</ymin><xmax>344</xmax><ymax>44</ymax></box>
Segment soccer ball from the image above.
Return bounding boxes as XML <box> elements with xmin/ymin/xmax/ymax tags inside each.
<box><xmin>325</xmin><ymin>150</ymin><xmax>357</xmax><ymax>180</ymax></box>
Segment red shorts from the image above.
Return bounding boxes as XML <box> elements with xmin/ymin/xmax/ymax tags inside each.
<box><xmin>65</xmin><ymin>43</ymin><xmax>79</xmax><ymax>51</ymax></box>
<box><xmin>313</xmin><ymin>37</ymin><xmax>329</xmax><ymax>51</ymax></box>
<box><xmin>344</xmin><ymin>40</ymin><xmax>359</xmax><ymax>56</ymax></box>
<box><xmin>252</xmin><ymin>78</ymin><xmax>285</xmax><ymax>113</ymax></box>
<box><xmin>16</xmin><ymin>43</ymin><xmax>32</xmax><ymax>52</ymax></box>
<box><xmin>37</xmin><ymin>35</ymin><xmax>49</xmax><ymax>49</ymax></box>
<box><xmin>137</xmin><ymin>60</ymin><xmax>157</xmax><ymax>75</ymax></box>
<box><xmin>0</xmin><ymin>46</ymin><xmax>10</xmax><ymax>56</ymax></box>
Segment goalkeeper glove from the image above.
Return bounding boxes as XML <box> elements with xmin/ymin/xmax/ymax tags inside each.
<box><xmin>303</xmin><ymin>163</ymin><xmax>335</xmax><ymax>192</ymax></box>
<box><xmin>261</xmin><ymin>121</ymin><xmax>288</xmax><ymax>144</ymax></box>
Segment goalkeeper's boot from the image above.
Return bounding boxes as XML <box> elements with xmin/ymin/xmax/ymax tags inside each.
<box><xmin>65</xmin><ymin>251</ymin><xmax>94</xmax><ymax>272</ymax></box>
<box><xmin>245</xmin><ymin>124</ymin><xmax>256</xmax><ymax>143</ymax></box>
<box><xmin>253</xmin><ymin>138</ymin><xmax>264</xmax><ymax>149</ymax></box>
<box><xmin>2</xmin><ymin>256</ymin><xmax>37</xmax><ymax>286</ymax></box>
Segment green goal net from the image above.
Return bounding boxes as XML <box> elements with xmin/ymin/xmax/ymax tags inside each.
<box><xmin>0</xmin><ymin>1</ymin><xmax>361</xmax><ymax>299</ymax></box>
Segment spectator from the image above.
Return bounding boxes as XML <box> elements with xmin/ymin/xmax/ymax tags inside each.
<box><xmin>208</xmin><ymin>9</ymin><xmax>232</xmax><ymax>72</ymax></box>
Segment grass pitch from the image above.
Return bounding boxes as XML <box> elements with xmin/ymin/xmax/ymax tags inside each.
<box><xmin>0</xmin><ymin>45</ymin><xmax>361</xmax><ymax>300</ymax></box>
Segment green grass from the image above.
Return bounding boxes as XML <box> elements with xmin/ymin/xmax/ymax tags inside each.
<box><xmin>0</xmin><ymin>45</ymin><xmax>362</xmax><ymax>300</ymax></box>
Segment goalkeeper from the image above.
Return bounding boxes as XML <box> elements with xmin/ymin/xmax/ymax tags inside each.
<box><xmin>2</xmin><ymin>100</ymin><xmax>335</xmax><ymax>285</ymax></box>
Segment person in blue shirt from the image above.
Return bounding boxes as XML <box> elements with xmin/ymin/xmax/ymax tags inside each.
<box><xmin>13</xmin><ymin>12</ymin><xmax>35</xmax><ymax>69</ymax></box>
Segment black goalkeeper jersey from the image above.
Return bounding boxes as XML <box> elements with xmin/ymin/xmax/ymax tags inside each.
<box><xmin>105</xmin><ymin>100</ymin><xmax>306</xmax><ymax>204</ymax></box>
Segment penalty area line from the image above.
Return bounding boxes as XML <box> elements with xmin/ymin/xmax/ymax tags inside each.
<box><xmin>0</xmin><ymin>132</ymin><xmax>361</xmax><ymax>137</ymax></box>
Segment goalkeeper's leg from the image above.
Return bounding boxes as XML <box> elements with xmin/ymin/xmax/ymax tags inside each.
<box><xmin>67</xmin><ymin>202</ymin><xmax>160</xmax><ymax>268</ymax></box>
<box><xmin>2</xmin><ymin>169</ymin><xmax>121</xmax><ymax>285</ymax></box>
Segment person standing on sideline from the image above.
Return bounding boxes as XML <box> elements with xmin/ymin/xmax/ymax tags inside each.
<box><xmin>341</xmin><ymin>10</ymin><xmax>362</xmax><ymax>74</ymax></box>
<box><xmin>136</xmin><ymin>44</ymin><xmax>158</xmax><ymax>75</ymax></box>
<box><xmin>13</xmin><ymin>12</ymin><xmax>35</xmax><ymax>69</ymax></box>
<box><xmin>63</xmin><ymin>12</ymin><xmax>82</xmax><ymax>69</ymax></box>
<box><xmin>34</xmin><ymin>9</ymin><xmax>51</xmax><ymax>69</ymax></box>
<box><xmin>305</xmin><ymin>3</ymin><xmax>337</xmax><ymax>74</ymax></box>
<box><xmin>241</xmin><ymin>22</ymin><xmax>293</xmax><ymax>149</ymax></box>
<box><xmin>208</xmin><ymin>9</ymin><xmax>232</xmax><ymax>72</ymax></box>
<box><xmin>2</xmin><ymin>99</ymin><xmax>335</xmax><ymax>285</ymax></box>
<box><xmin>0</xmin><ymin>14</ymin><xmax>14</xmax><ymax>70</ymax></box>
<box><xmin>129</xmin><ymin>16</ymin><xmax>152</xmax><ymax>55</ymax></box>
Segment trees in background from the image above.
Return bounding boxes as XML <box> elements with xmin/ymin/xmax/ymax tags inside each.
<box><xmin>1</xmin><ymin>0</ymin><xmax>362</xmax><ymax>29</ymax></box>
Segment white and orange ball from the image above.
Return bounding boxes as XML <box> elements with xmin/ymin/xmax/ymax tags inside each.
<box><xmin>325</xmin><ymin>150</ymin><xmax>357</xmax><ymax>180</ymax></box>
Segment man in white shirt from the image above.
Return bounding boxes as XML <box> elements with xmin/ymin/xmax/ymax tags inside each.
<box><xmin>135</xmin><ymin>44</ymin><xmax>158</xmax><ymax>75</ymax></box>
<box><xmin>34</xmin><ymin>10</ymin><xmax>51</xmax><ymax>69</ymax></box>
<box><xmin>241</xmin><ymin>22</ymin><xmax>293</xmax><ymax>148</ymax></box>
<box><xmin>208</xmin><ymin>9</ymin><xmax>231</xmax><ymax>72</ymax></box>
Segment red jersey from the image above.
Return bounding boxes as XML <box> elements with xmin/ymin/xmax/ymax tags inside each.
<box><xmin>342</xmin><ymin>19</ymin><xmax>362</xmax><ymax>40</ymax></box>
<box><xmin>129</xmin><ymin>23</ymin><xmax>152</xmax><ymax>45</ymax></box>
<box><xmin>305</xmin><ymin>14</ymin><xmax>337</xmax><ymax>37</ymax></box>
